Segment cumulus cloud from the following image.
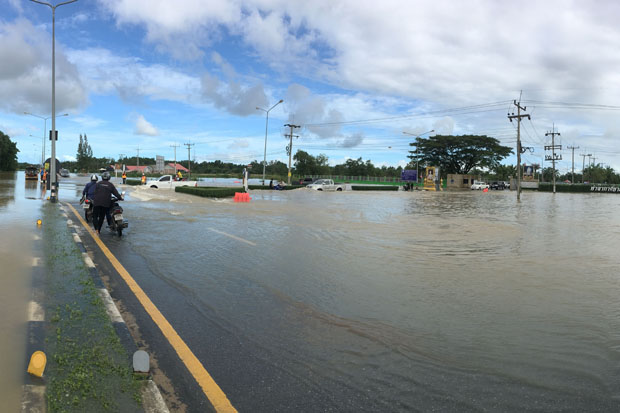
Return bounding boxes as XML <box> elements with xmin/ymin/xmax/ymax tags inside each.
<box><xmin>0</xmin><ymin>19</ymin><xmax>87</xmax><ymax>114</ymax></box>
<box><xmin>133</xmin><ymin>115</ymin><xmax>159</xmax><ymax>136</ymax></box>
<box><xmin>285</xmin><ymin>84</ymin><xmax>345</xmax><ymax>139</ymax></box>
<box><xmin>63</xmin><ymin>155</ymin><xmax>77</xmax><ymax>162</ymax></box>
<box><xmin>200</xmin><ymin>53</ymin><xmax>268</xmax><ymax>116</ymax></box>
<box><xmin>340</xmin><ymin>132</ymin><xmax>364</xmax><ymax>148</ymax></box>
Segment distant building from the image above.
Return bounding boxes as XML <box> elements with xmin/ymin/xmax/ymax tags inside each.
<box><xmin>163</xmin><ymin>163</ymin><xmax>189</xmax><ymax>174</ymax></box>
<box><xmin>447</xmin><ymin>173</ymin><xmax>480</xmax><ymax>190</ymax></box>
<box><xmin>126</xmin><ymin>165</ymin><xmax>154</xmax><ymax>174</ymax></box>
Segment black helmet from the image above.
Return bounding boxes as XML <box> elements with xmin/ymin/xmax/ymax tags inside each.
<box><xmin>102</xmin><ymin>171</ymin><xmax>111</xmax><ymax>180</ymax></box>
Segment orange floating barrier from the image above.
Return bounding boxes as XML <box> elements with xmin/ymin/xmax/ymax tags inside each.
<box><xmin>483</xmin><ymin>188</ymin><xmax>489</xmax><ymax>193</ymax></box>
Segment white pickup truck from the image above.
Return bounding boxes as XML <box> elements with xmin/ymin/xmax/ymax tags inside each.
<box><xmin>306</xmin><ymin>179</ymin><xmax>344</xmax><ymax>191</ymax></box>
<box><xmin>148</xmin><ymin>175</ymin><xmax>198</xmax><ymax>189</ymax></box>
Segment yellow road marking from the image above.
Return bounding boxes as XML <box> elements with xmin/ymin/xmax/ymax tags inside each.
<box><xmin>66</xmin><ymin>203</ymin><xmax>237</xmax><ymax>413</ymax></box>
<box><xmin>208</xmin><ymin>228</ymin><xmax>256</xmax><ymax>246</ymax></box>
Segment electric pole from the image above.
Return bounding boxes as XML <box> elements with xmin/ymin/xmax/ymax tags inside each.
<box><xmin>170</xmin><ymin>143</ymin><xmax>180</xmax><ymax>174</ymax></box>
<box><xmin>284</xmin><ymin>123</ymin><xmax>300</xmax><ymax>185</ymax></box>
<box><xmin>136</xmin><ymin>146</ymin><xmax>140</xmax><ymax>169</ymax></box>
<box><xmin>567</xmin><ymin>145</ymin><xmax>578</xmax><ymax>184</ymax></box>
<box><xmin>184</xmin><ymin>142</ymin><xmax>194</xmax><ymax>179</ymax></box>
<box><xmin>544</xmin><ymin>125</ymin><xmax>562</xmax><ymax>193</ymax></box>
<box><xmin>580</xmin><ymin>152</ymin><xmax>591</xmax><ymax>183</ymax></box>
<box><xmin>508</xmin><ymin>99</ymin><xmax>530</xmax><ymax>200</ymax></box>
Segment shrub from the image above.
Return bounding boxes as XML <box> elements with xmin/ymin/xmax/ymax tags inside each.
<box><xmin>175</xmin><ymin>186</ymin><xmax>239</xmax><ymax>198</ymax></box>
<box><xmin>124</xmin><ymin>179</ymin><xmax>142</xmax><ymax>186</ymax></box>
<box><xmin>538</xmin><ymin>183</ymin><xmax>597</xmax><ymax>193</ymax></box>
<box><xmin>351</xmin><ymin>185</ymin><xmax>399</xmax><ymax>191</ymax></box>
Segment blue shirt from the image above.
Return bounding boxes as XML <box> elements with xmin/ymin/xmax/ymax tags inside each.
<box><xmin>83</xmin><ymin>181</ymin><xmax>97</xmax><ymax>198</ymax></box>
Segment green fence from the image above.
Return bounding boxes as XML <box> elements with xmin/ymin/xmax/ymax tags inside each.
<box><xmin>175</xmin><ymin>186</ymin><xmax>240</xmax><ymax>198</ymax></box>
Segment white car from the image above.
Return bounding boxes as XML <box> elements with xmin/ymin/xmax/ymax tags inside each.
<box><xmin>306</xmin><ymin>179</ymin><xmax>344</xmax><ymax>191</ymax></box>
<box><xmin>149</xmin><ymin>175</ymin><xmax>198</xmax><ymax>189</ymax></box>
<box><xmin>471</xmin><ymin>180</ymin><xmax>489</xmax><ymax>190</ymax></box>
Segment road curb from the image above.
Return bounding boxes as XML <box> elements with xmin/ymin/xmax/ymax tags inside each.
<box><xmin>60</xmin><ymin>204</ymin><xmax>170</xmax><ymax>413</ymax></box>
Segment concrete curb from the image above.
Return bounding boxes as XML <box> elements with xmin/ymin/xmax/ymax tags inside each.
<box><xmin>60</xmin><ymin>204</ymin><xmax>170</xmax><ymax>413</ymax></box>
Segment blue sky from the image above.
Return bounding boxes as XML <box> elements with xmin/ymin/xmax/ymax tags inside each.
<box><xmin>2</xmin><ymin>0</ymin><xmax>620</xmax><ymax>174</ymax></box>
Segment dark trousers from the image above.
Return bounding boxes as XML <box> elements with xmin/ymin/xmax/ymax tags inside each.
<box><xmin>93</xmin><ymin>206</ymin><xmax>110</xmax><ymax>232</ymax></box>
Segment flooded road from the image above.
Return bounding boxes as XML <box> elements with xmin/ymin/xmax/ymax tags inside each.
<box><xmin>0</xmin><ymin>172</ymin><xmax>42</xmax><ymax>411</ymax></box>
<box><xmin>65</xmin><ymin>177</ymin><xmax>620</xmax><ymax>411</ymax></box>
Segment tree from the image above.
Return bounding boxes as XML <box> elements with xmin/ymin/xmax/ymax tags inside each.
<box><xmin>294</xmin><ymin>150</ymin><xmax>318</xmax><ymax>176</ymax></box>
<box><xmin>0</xmin><ymin>131</ymin><xmax>19</xmax><ymax>171</ymax></box>
<box><xmin>409</xmin><ymin>135</ymin><xmax>512</xmax><ymax>175</ymax></box>
<box><xmin>492</xmin><ymin>164</ymin><xmax>517</xmax><ymax>180</ymax></box>
<box><xmin>76</xmin><ymin>133</ymin><xmax>93</xmax><ymax>172</ymax></box>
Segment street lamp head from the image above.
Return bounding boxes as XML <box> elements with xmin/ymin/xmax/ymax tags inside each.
<box><xmin>278</xmin><ymin>99</ymin><xmax>283</xmax><ymax>103</ymax></box>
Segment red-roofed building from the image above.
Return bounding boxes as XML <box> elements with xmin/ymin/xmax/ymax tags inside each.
<box><xmin>164</xmin><ymin>163</ymin><xmax>189</xmax><ymax>174</ymax></box>
<box><xmin>125</xmin><ymin>165</ymin><xmax>154</xmax><ymax>174</ymax></box>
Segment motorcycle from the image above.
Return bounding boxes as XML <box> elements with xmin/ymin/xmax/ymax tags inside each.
<box><xmin>79</xmin><ymin>195</ymin><xmax>94</xmax><ymax>223</ymax></box>
<box><xmin>109</xmin><ymin>192</ymin><xmax>128</xmax><ymax>236</ymax></box>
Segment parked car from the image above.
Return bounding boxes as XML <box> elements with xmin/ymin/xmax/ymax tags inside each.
<box><xmin>59</xmin><ymin>168</ymin><xmax>70</xmax><ymax>177</ymax></box>
<box><xmin>490</xmin><ymin>181</ymin><xmax>506</xmax><ymax>190</ymax></box>
<box><xmin>299</xmin><ymin>177</ymin><xmax>314</xmax><ymax>186</ymax></box>
<box><xmin>306</xmin><ymin>179</ymin><xmax>344</xmax><ymax>191</ymax></box>
<box><xmin>503</xmin><ymin>181</ymin><xmax>510</xmax><ymax>189</ymax></box>
<box><xmin>471</xmin><ymin>180</ymin><xmax>489</xmax><ymax>190</ymax></box>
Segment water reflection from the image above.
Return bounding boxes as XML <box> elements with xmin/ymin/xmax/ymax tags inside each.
<box><xmin>0</xmin><ymin>172</ymin><xmax>40</xmax><ymax>411</ymax></box>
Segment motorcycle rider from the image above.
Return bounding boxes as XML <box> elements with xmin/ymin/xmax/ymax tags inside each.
<box><xmin>93</xmin><ymin>172</ymin><xmax>123</xmax><ymax>235</ymax></box>
<box><xmin>82</xmin><ymin>174</ymin><xmax>98</xmax><ymax>200</ymax></box>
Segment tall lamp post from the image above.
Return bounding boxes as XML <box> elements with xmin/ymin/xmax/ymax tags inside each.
<box><xmin>30</xmin><ymin>0</ymin><xmax>78</xmax><ymax>202</ymax></box>
<box><xmin>256</xmin><ymin>99</ymin><xmax>283</xmax><ymax>185</ymax></box>
<box><xmin>403</xmin><ymin>129</ymin><xmax>434</xmax><ymax>185</ymax></box>
<box><xmin>24</xmin><ymin>112</ymin><xmax>69</xmax><ymax>169</ymax></box>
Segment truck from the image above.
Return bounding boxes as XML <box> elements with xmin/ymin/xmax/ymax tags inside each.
<box><xmin>148</xmin><ymin>175</ymin><xmax>198</xmax><ymax>189</ymax></box>
<box><xmin>305</xmin><ymin>179</ymin><xmax>344</xmax><ymax>191</ymax></box>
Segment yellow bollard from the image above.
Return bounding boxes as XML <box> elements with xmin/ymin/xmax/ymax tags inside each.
<box><xmin>36</xmin><ymin>219</ymin><xmax>42</xmax><ymax>226</ymax></box>
<box><xmin>27</xmin><ymin>351</ymin><xmax>47</xmax><ymax>377</ymax></box>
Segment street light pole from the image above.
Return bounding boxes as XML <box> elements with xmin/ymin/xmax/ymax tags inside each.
<box><xmin>256</xmin><ymin>99</ymin><xmax>283</xmax><ymax>185</ymax></box>
<box><xmin>24</xmin><ymin>112</ymin><xmax>69</xmax><ymax>170</ymax></box>
<box><xmin>403</xmin><ymin>129</ymin><xmax>434</xmax><ymax>186</ymax></box>
<box><xmin>30</xmin><ymin>0</ymin><xmax>78</xmax><ymax>202</ymax></box>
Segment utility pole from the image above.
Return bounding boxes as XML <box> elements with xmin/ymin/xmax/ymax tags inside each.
<box><xmin>284</xmin><ymin>123</ymin><xmax>300</xmax><ymax>185</ymax></box>
<box><xmin>591</xmin><ymin>155</ymin><xmax>597</xmax><ymax>167</ymax></box>
<box><xmin>567</xmin><ymin>145</ymin><xmax>578</xmax><ymax>184</ymax></box>
<box><xmin>580</xmin><ymin>153</ymin><xmax>591</xmax><ymax>183</ymax></box>
<box><xmin>136</xmin><ymin>146</ymin><xmax>140</xmax><ymax>169</ymax></box>
<box><xmin>508</xmin><ymin>99</ymin><xmax>530</xmax><ymax>200</ymax></box>
<box><xmin>170</xmin><ymin>143</ymin><xmax>180</xmax><ymax>174</ymax></box>
<box><xmin>184</xmin><ymin>142</ymin><xmax>194</xmax><ymax>180</ymax></box>
<box><xmin>544</xmin><ymin>125</ymin><xmax>562</xmax><ymax>193</ymax></box>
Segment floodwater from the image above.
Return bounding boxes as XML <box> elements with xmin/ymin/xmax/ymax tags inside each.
<box><xmin>0</xmin><ymin>172</ymin><xmax>42</xmax><ymax>411</ymax></box>
<box><xmin>69</xmin><ymin>178</ymin><xmax>620</xmax><ymax>410</ymax></box>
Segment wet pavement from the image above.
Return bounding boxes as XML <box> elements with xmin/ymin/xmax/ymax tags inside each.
<box><xmin>55</xmin><ymin>174</ymin><xmax>620</xmax><ymax>411</ymax></box>
<box><xmin>0</xmin><ymin>172</ymin><xmax>42</xmax><ymax>411</ymax></box>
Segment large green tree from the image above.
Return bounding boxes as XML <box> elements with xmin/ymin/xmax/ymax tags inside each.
<box><xmin>409</xmin><ymin>135</ymin><xmax>512</xmax><ymax>175</ymax></box>
<box><xmin>0</xmin><ymin>131</ymin><xmax>19</xmax><ymax>171</ymax></box>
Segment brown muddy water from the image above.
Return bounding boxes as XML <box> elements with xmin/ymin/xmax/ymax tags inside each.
<box><xmin>0</xmin><ymin>172</ymin><xmax>42</xmax><ymax>411</ymax></box>
<box><xmin>65</xmin><ymin>178</ymin><xmax>620</xmax><ymax>410</ymax></box>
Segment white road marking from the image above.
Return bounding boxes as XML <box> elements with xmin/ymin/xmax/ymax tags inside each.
<box><xmin>73</xmin><ymin>233</ymin><xmax>82</xmax><ymax>244</ymax></box>
<box><xmin>208</xmin><ymin>228</ymin><xmax>256</xmax><ymax>246</ymax></box>
<box><xmin>27</xmin><ymin>301</ymin><xmax>44</xmax><ymax>322</ymax></box>
<box><xmin>31</xmin><ymin>257</ymin><xmax>41</xmax><ymax>267</ymax></box>
<box><xmin>98</xmin><ymin>288</ymin><xmax>124</xmax><ymax>323</ymax></box>
<box><xmin>82</xmin><ymin>253</ymin><xmax>95</xmax><ymax>268</ymax></box>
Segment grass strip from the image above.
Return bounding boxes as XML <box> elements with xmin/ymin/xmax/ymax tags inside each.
<box><xmin>42</xmin><ymin>203</ymin><xmax>142</xmax><ymax>412</ymax></box>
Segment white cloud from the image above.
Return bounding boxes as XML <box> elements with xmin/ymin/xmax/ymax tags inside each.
<box><xmin>0</xmin><ymin>19</ymin><xmax>87</xmax><ymax>114</ymax></box>
<box><xmin>63</xmin><ymin>155</ymin><xmax>77</xmax><ymax>162</ymax></box>
<box><xmin>133</xmin><ymin>114</ymin><xmax>159</xmax><ymax>136</ymax></box>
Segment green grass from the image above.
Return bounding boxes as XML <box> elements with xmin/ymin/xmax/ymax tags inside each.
<box><xmin>42</xmin><ymin>204</ymin><xmax>142</xmax><ymax>412</ymax></box>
